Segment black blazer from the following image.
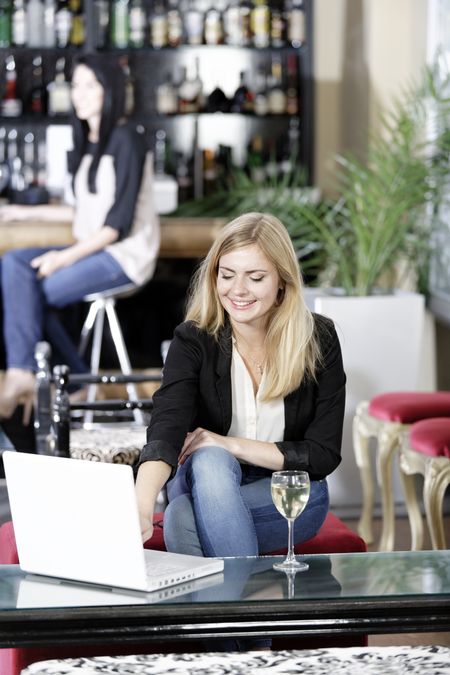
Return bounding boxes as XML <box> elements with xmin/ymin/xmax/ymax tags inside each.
<box><xmin>139</xmin><ymin>314</ymin><xmax>346</xmax><ymax>481</ymax></box>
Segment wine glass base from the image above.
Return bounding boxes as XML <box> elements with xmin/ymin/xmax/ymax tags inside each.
<box><xmin>273</xmin><ymin>559</ymin><xmax>309</xmax><ymax>572</ymax></box>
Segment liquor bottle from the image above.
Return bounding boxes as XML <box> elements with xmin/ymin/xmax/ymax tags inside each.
<box><xmin>0</xmin><ymin>127</ymin><xmax>10</xmax><ymax>195</ymax></box>
<box><xmin>205</xmin><ymin>84</ymin><xmax>229</xmax><ymax>113</ymax></box>
<box><xmin>223</xmin><ymin>0</ymin><xmax>239</xmax><ymax>45</ymax></box>
<box><xmin>267</xmin><ymin>55</ymin><xmax>286</xmax><ymax>114</ymax></box>
<box><xmin>270</xmin><ymin>2</ymin><xmax>285</xmax><ymax>47</ymax></box>
<box><xmin>279</xmin><ymin>116</ymin><xmax>299</xmax><ymax>176</ymax></box>
<box><xmin>93</xmin><ymin>0</ymin><xmax>109</xmax><ymax>48</ymax></box>
<box><xmin>129</xmin><ymin>0</ymin><xmax>146</xmax><ymax>48</ymax></box>
<box><xmin>156</xmin><ymin>74</ymin><xmax>178</xmax><ymax>115</ymax></box>
<box><xmin>203</xmin><ymin>148</ymin><xmax>217</xmax><ymax>196</ymax></box>
<box><xmin>55</xmin><ymin>0</ymin><xmax>73</xmax><ymax>48</ymax></box>
<box><xmin>1</xmin><ymin>55</ymin><xmax>22</xmax><ymax>118</ymax></box>
<box><xmin>149</xmin><ymin>0</ymin><xmax>167</xmax><ymax>49</ymax></box>
<box><xmin>119</xmin><ymin>56</ymin><xmax>134</xmax><ymax>115</ymax></box>
<box><xmin>43</xmin><ymin>0</ymin><xmax>56</xmax><ymax>47</ymax></box>
<box><xmin>11</xmin><ymin>0</ymin><xmax>26</xmax><ymax>47</ymax></box>
<box><xmin>204</xmin><ymin>6</ymin><xmax>222</xmax><ymax>45</ymax></box>
<box><xmin>0</xmin><ymin>0</ymin><xmax>11</xmax><ymax>47</ymax></box>
<box><xmin>253</xmin><ymin>64</ymin><xmax>268</xmax><ymax>116</ymax></box>
<box><xmin>47</xmin><ymin>57</ymin><xmax>71</xmax><ymax>116</ymax></box>
<box><xmin>23</xmin><ymin>131</ymin><xmax>36</xmax><ymax>187</ymax></box>
<box><xmin>110</xmin><ymin>0</ymin><xmax>129</xmax><ymax>48</ymax></box>
<box><xmin>285</xmin><ymin>53</ymin><xmax>298</xmax><ymax>115</ymax></box>
<box><xmin>26</xmin><ymin>0</ymin><xmax>45</xmax><ymax>47</ymax></box>
<box><xmin>286</xmin><ymin>0</ymin><xmax>305</xmax><ymax>48</ymax></box>
<box><xmin>178</xmin><ymin>58</ymin><xmax>203</xmax><ymax>113</ymax></box>
<box><xmin>230</xmin><ymin>71</ymin><xmax>253</xmax><ymax>113</ymax></box>
<box><xmin>184</xmin><ymin>0</ymin><xmax>203</xmax><ymax>46</ymax></box>
<box><xmin>175</xmin><ymin>152</ymin><xmax>193</xmax><ymax>202</ymax></box>
<box><xmin>247</xmin><ymin>134</ymin><xmax>265</xmax><ymax>184</ymax></box>
<box><xmin>251</xmin><ymin>0</ymin><xmax>270</xmax><ymax>49</ymax></box>
<box><xmin>167</xmin><ymin>0</ymin><xmax>182</xmax><ymax>47</ymax></box>
<box><xmin>69</xmin><ymin>0</ymin><xmax>84</xmax><ymax>47</ymax></box>
<box><xmin>238</xmin><ymin>0</ymin><xmax>252</xmax><ymax>46</ymax></box>
<box><xmin>27</xmin><ymin>55</ymin><xmax>47</xmax><ymax>115</ymax></box>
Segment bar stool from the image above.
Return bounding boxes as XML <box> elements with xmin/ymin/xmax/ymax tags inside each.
<box><xmin>79</xmin><ymin>283</ymin><xmax>144</xmax><ymax>425</ymax></box>
<box><xmin>353</xmin><ymin>391</ymin><xmax>450</xmax><ymax>551</ymax></box>
<box><xmin>399</xmin><ymin>417</ymin><xmax>450</xmax><ymax>550</ymax></box>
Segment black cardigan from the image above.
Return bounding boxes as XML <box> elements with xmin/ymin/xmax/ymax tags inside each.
<box><xmin>138</xmin><ymin>314</ymin><xmax>346</xmax><ymax>481</ymax></box>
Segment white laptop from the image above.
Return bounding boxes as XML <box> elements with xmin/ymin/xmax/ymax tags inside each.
<box><xmin>3</xmin><ymin>451</ymin><xmax>224</xmax><ymax>593</ymax></box>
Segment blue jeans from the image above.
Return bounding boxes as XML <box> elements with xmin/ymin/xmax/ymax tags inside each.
<box><xmin>163</xmin><ymin>446</ymin><xmax>329</xmax><ymax>557</ymax></box>
<box><xmin>0</xmin><ymin>247</ymin><xmax>132</xmax><ymax>372</ymax></box>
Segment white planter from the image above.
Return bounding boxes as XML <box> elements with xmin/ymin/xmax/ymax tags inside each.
<box><xmin>304</xmin><ymin>289</ymin><xmax>436</xmax><ymax>512</ymax></box>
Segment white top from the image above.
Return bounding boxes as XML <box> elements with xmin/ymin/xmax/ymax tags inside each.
<box><xmin>228</xmin><ymin>343</ymin><xmax>285</xmax><ymax>442</ymax></box>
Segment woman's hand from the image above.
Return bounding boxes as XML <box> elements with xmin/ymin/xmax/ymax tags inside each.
<box><xmin>30</xmin><ymin>249</ymin><xmax>73</xmax><ymax>278</ymax></box>
<box><xmin>178</xmin><ymin>427</ymin><xmax>234</xmax><ymax>465</ymax></box>
<box><xmin>139</xmin><ymin>509</ymin><xmax>154</xmax><ymax>544</ymax></box>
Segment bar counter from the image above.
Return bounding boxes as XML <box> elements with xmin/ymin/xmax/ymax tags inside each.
<box><xmin>0</xmin><ymin>216</ymin><xmax>227</xmax><ymax>259</ymax></box>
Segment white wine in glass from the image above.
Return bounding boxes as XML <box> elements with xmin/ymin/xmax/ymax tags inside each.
<box><xmin>271</xmin><ymin>470</ymin><xmax>310</xmax><ymax>571</ymax></box>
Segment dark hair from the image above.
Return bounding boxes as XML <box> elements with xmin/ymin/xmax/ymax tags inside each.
<box><xmin>68</xmin><ymin>53</ymin><xmax>126</xmax><ymax>193</ymax></box>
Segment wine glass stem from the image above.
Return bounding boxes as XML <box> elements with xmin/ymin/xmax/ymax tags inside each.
<box><xmin>286</xmin><ymin>518</ymin><xmax>296</xmax><ymax>563</ymax></box>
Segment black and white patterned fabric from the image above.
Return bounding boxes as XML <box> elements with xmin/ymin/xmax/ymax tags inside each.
<box><xmin>69</xmin><ymin>427</ymin><xmax>145</xmax><ymax>464</ymax></box>
<box><xmin>20</xmin><ymin>646</ymin><xmax>450</xmax><ymax>674</ymax></box>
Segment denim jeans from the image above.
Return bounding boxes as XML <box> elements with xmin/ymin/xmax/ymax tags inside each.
<box><xmin>0</xmin><ymin>247</ymin><xmax>132</xmax><ymax>372</ymax></box>
<box><xmin>163</xmin><ymin>446</ymin><xmax>329</xmax><ymax>557</ymax></box>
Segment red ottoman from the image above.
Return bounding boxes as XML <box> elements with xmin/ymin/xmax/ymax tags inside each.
<box><xmin>0</xmin><ymin>512</ymin><xmax>366</xmax><ymax>675</ymax></box>
<box><xmin>353</xmin><ymin>391</ymin><xmax>450</xmax><ymax>551</ymax></box>
<box><xmin>399</xmin><ymin>417</ymin><xmax>450</xmax><ymax>550</ymax></box>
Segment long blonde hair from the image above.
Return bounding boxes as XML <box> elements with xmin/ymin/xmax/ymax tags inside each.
<box><xmin>185</xmin><ymin>212</ymin><xmax>321</xmax><ymax>400</ymax></box>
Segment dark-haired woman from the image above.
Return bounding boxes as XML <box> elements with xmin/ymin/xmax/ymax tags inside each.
<box><xmin>0</xmin><ymin>54</ymin><xmax>159</xmax><ymax>421</ymax></box>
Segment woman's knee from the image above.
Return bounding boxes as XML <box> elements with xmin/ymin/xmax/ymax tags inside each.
<box><xmin>188</xmin><ymin>446</ymin><xmax>240</xmax><ymax>484</ymax></box>
<box><xmin>163</xmin><ymin>494</ymin><xmax>202</xmax><ymax>555</ymax></box>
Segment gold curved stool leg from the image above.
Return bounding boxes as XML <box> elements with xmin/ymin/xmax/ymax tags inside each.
<box><xmin>353</xmin><ymin>402</ymin><xmax>375</xmax><ymax>544</ymax></box>
<box><xmin>399</xmin><ymin>448</ymin><xmax>424</xmax><ymax>551</ymax></box>
<box><xmin>423</xmin><ymin>458</ymin><xmax>450</xmax><ymax>550</ymax></box>
<box><xmin>376</xmin><ymin>423</ymin><xmax>403</xmax><ymax>552</ymax></box>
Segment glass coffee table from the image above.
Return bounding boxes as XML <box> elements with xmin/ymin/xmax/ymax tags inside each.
<box><xmin>0</xmin><ymin>550</ymin><xmax>449</xmax><ymax>649</ymax></box>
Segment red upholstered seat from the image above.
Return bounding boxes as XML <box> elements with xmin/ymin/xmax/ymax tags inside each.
<box><xmin>368</xmin><ymin>391</ymin><xmax>450</xmax><ymax>424</ymax></box>
<box><xmin>0</xmin><ymin>512</ymin><xmax>366</xmax><ymax>675</ymax></box>
<box><xmin>408</xmin><ymin>418</ymin><xmax>450</xmax><ymax>458</ymax></box>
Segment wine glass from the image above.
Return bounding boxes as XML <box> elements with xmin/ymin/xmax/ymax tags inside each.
<box><xmin>271</xmin><ymin>470</ymin><xmax>310</xmax><ymax>572</ymax></box>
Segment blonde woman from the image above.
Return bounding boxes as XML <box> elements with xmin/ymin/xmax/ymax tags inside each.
<box><xmin>136</xmin><ymin>212</ymin><xmax>346</xmax><ymax>557</ymax></box>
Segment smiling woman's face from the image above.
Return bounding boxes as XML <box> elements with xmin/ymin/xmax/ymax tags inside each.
<box><xmin>217</xmin><ymin>244</ymin><xmax>280</xmax><ymax>331</ymax></box>
<box><xmin>71</xmin><ymin>64</ymin><xmax>104</xmax><ymax>122</ymax></box>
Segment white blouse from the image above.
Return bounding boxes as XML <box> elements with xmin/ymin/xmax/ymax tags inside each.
<box><xmin>228</xmin><ymin>343</ymin><xmax>285</xmax><ymax>442</ymax></box>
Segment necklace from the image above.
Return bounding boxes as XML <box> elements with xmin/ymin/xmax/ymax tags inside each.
<box><xmin>234</xmin><ymin>336</ymin><xmax>266</xmax><ymax>377</ymax></box>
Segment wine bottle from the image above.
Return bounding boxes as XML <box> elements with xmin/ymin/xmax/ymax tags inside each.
<box><xmin>129</xmin><ymin>0</ymin><xmax>146</xmax><ymax>48</ymax></box>
<box><xmin>267</xmin><ymin>55</ymin><xmax>286</xmax><ymax>114</ymax></box>
<box><xmin>93</xmin><ymin>0</ymin><xmax>109</xmax><ymax>48</ymax></box>
<box><xmin>11</xmin><ymin>0</ymin><xmax>27</xmax><ymax>47</ymax></box>
<box><xmin>149</xmin><ymin>0</ymin><xmax>167</xmax><ymax>49</ymax></box>
<box><xmin>285</xmin><ymin>53</ymin><xmax>299</xmax><ymax>115</ymax></box>
<box><xmin>69</xmin><ymin>0</ymin><xmax>84</xmax><ymax>47</ymax></box>
<box><xmin>0</xmin><ymin>56</ymin><xmax>22</xmax><ymax>117</ymax></box>
<box><xmin>110</xmin><ymin>0</ymin><xmax>129</xmax><ymax>48</ymax></box>
<box><xmin>156</xmin><ymin>74</ymin><xmax>178</xmax><ymax>115</ymax></box>
<box><xmin>286</xmin><ymin>0</ymin><xmax>305</xmax><ymax>48</ymax></box>
<box><xmin>0</xmin><ymin>0</ymin><xmax>11</xmax><ymax>47</ymax></box>
<box><xmin>270</xmin><ymin>2</ymin><xmax>285</xmax><ymax>47</ymax></box>
<box><xmin>251</xmin><ymin>0</ymin><xmax>270</xmax><ymax>49</ymax></box>
<box><xmin>204</xmin><ymin>6</ymin><xmax>223</xmax><ymax>45</ymax></box>
<box><xmin>178</xmin><ymin>58</ymin><xmax>203</xmax><ymax>113</ymax></box>
<box><xmin>27</xmin><ymin>55</ymin><xmax>48</xmax><ymax>115</ymax></box>
<box><xmin>167</xmin><ymin>0</ymin><xmax>182</xmax><ymax>47</ymax></box>
<box><xmin>55</xmin><ymin>1</ymin><xmax>73</xmax><ymax>48</ymax></box>
<box><xmin>230</xmin><ymin>71</ymin><xmax>253</xmax><ymax>113</ymax></box>
<box><xmin>26</xmin><ymin>0</ymin><xmax>45</xmax><ymax>47</ymax></box>
<box><xmin>47</xmin><ymin>57</ymin><xmax>71</xmax><ymax>116</ymax></box>
<box><xmin>253</xmin><ymin>64</ymin><xmax>268</xmax><ymax>116</ymax></box>
<box><xmin>184</xmin><ymin>0</ymin><xmax>203</xmax><ymax>46</ymax></box>
<box><xmin>43</xmin><ymin>0</ymin><xmax>56</xmax><ymax>47</ymax></box>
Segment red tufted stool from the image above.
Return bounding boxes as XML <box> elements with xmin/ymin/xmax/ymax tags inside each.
<box><xmin>399</xmin><ymin>417</ymin><xmax>450</xmax><ymax>550</ymax></box>
<box><xmin>352</xmin><ymin>391</ymin><xmax>450</xmax><ymax>551</ymax></box>
<box><xmin>0</xmin><ymin>512</ymin><xmax>366</xmax><ymax>675</ymax></box>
